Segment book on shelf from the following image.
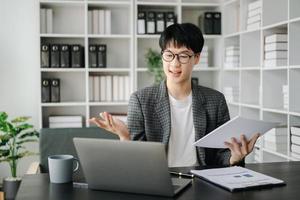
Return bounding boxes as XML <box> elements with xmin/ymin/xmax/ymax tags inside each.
<box><xmin>89</xmin><ymin>45</ymin><xmax>97</xmax><ymax>68</ymax></box>
<box><xmin>118</xmin><ymin>76</ymin><xmax>125</xmax><ymax>101</ymax></box>
<box><xmin>291</xmin><ymin>126</ymin><xmax>300</xmax><ymax>137</ymax></box>
<box><xmin>92</xmin><ymin>10</ymin><xmax>99</xmax><ymax>34</ymax></box>
<box><xmin>291</xmin><ymin>135</ymin><xmax>300</xmax><ymax>146</ymax></box>
<box><xmin>146</xmin><ymin>11</ymin><xmax>155</xmax><ymax>34</ymax></box>
<box><xmin>226</xmin><ymin>49</ymin><xmax>239</xmax><ymax>57</ymax></box>
<box><xmin>247</xmin><ymin>14</ymin><xmax>261</xmax><ymax>25</ymax></box>
<box><xmin>113</xmin><ymin>75</ymin><xmax>119</xmax><ymax>102</ymax></box>
<box><xmin>105</xmin><ymin>9</ymin><xmax>111</xmax><ymax>35</ymax></box>
<box><xmin>40</xmin><ymin>8</ymin><xmax>46</xmax><ymax>33</ymax></box>
<box><xmin>124</xmin><ymin>76</ymin><xmax>130</xmax><ymax>101</ymax></box>
<box><xmin>50</xmin><ymin>79</ymin><xmax>60</xmax><ymax>103</ymax></box>
<box><xmin>106</xmin><ymin>76</ymin><xmax>112</xmax><ymax>102</ymax></box>
<box><xmin>248</xmin><ymin>7</ymin><xmax>262</xmax><ymax>18</ymax></box>
<box><xmin>50</xmin><ymin>44</ymin><xmax>60</xmax><ymax>68</ymax></box>
<box><xmin>226</xmin><ymin>56</ymin><xmax>239</xmax><ymax>63</ymax></box>
<box><xmin>71</xmin><ymin>45</ymin><xmax>84</xmax><ymax>68</ymax></box>
<box><xmin>156</xmin><ymin>12</ymin><xmax>165</xmax><ymax>34</ymax></box>
<box><xmin>165</xmin><ymin>12</ymin><xmax>176</xmax><ymax>28</ymax></box>
<box><xmin>137</xmin><ymin>11</ymin><xmax>146</xmax><ymax>34</ymax></box>
<box><xmin>265</xmin><ymin>51</ymin><xmax>288</xmax><ymax>59</ymax></box>
<box><xmin>41</xmin><ymin>44</ymin><xmax>50</xmax><ymax>68</ymax></box>
<box><xmin>247</xmin><ymin>21</ymin><xmax>260</xmax><ymax>30</ymax></box>
<box><xmin>204</xmin><ymin>12</ymin><xmax>213</xmax><ymax>34</ymax></box>
<box><xmin>291</xmin><ymin>144</ymin><xmax>300</xmax><ymax>154</ymax></box>
<box><xmin>49</xmin><ymin>122</ymin><xmax>82</xmax><ymax>128</ymax></box>
<box><xmin>49</xmin><ymin>116</ymin><xmax>83</xmax><ymax>123</ymax></box>
<box><xmin>100</xmin><ymin>76</ymin><xmax>107</xmax><ymax>102</ymax></box>
<box><xmin>46</xmin><ymin>8</ymin><xmax>53</xmax><ymax>34</ymax></box>
<box><xmin>212</xmin><ymin>12</ymin><xmax>221</xmax><ymax>34</ymax></box>
<box><xmin>264</xmin><ymin>59</ymin><xmax>287</xmax><ymax>67</ymax></box>
<box><xmin>88</xmin><ymin>10</ymin><xmax>92</xmax><ymax>34</ymax></box>
<box><xmin>41</xmin><ymin>79</ymin><xmax>51</xmax><ymax>103</ymax></box>
<box><xmin>99</xmin><ymin>9</ymin><xmax>105</xmax><ymax>35</ymax></box>
<box><xmin>265</xmin><ymin>34</ymin><xmax>288</xmax><ymax>44</ymax></box>
<box><xmin>89</xmin><ymin>76</ymin><xmax>94</xmax><ymax>102</ymax></box>
<box><xmin>60</xmin><ymin>45</ymin><xmax>70</xmax><ymax>68</ymax></box>
<box><xmin>265</xmin><ymin>42</ymin><xmax>288</xmax><ymax>51</ymax></box>
<box><xmin>94</xmin><ymin>76</ymin><xmax>100</xmax><ymax>102</ymax></box>
<box><xmin>97</xmin><ymin>44</ymin><xmax>107</xmax><ymax>68</ymax></box>
<box><xmin>248</xmin><ymin>0</ymin><xmax>262</xmax><ymax>11</ymax></box>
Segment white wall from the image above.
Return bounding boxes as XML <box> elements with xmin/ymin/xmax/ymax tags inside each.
<box><xmin>0</xmin><ymin>0</ymin><xmax>40</xmax><ymax>181</ymax></box>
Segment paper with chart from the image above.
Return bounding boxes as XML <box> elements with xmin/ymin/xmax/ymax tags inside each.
<box><xmin>191</xmin><ymin>166</ymin><xmax>285</xmax><ymax>192</ymax></box>
<box><xmin>193</xmin><ymin>116</ymin><xmax>279</xmax><ymax>148</ymax></box>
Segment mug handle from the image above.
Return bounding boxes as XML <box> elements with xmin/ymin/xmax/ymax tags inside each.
<box><xmin>73</xmin><ymin>158</ymin><xmax>79</xmax><ymax>172</ymax></box>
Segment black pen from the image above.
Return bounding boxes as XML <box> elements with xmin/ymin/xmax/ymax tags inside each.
<box><xmin>169</xmin><ymin>171</ymin><xmax>194</xmax><ymax>178</ymax></box>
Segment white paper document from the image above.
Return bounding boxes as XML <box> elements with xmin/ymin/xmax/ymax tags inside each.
<box><xmin>193</xmin><ymin>116</ymin><xmax>278</xmax><ymax>148</ymax></box>
<box><xmin>191</xmin><ymin>166</ymin><xmax>285</xmax><ymax>192</ymax></box>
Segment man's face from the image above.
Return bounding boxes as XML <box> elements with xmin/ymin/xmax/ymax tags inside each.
<box><xmin>162</xmin><ymin>43</ymin><xmax>200</xmax><ymax>85</ymax></box>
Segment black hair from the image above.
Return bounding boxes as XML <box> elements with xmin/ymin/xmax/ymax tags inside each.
<box><xmin>159</xmin><ymin>23</ymin><xmax>204</xmax><ymax>54</ymax></box>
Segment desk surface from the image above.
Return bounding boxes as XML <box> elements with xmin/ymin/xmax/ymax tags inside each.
<box><xmin>16</xmin><ymin>162</ymin><xmax>300</xmax><ymax>200</ymax></box>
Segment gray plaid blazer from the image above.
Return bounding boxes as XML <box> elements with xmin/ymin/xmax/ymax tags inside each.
<box><xmin>127</xmin><ymin>80</ymin><xmax>232</xmax><ymax>166</ymax></box>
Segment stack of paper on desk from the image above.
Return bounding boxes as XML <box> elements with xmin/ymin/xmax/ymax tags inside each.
<box><xmin>191</xmin><ymin>166</ymin><xmax>285</xmax><ymax>192</ymax></box>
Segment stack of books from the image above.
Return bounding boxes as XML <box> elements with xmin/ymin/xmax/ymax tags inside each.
<box><xmin>224</xmin><ymin>46</ymin><xmax>239</xmax><ymax>68</ymax></box>
<box><xmin>263</xmin><ymin>127</ymin><xmax>287</xmax><ymax>154</ymax></box>
<box><xmin>199</xmin><ymin>46</ymin><xmax>209</xmax><ymax>68</ymax></box>
<box><xmin>264</xmin><ymin>34</ymin><xmax>288</xmax><ymax>67</ymax></box>
<box><xmin>49</xmin><ymin>116</ymin><xmax>83</xmax><ymax>128</ymax></box>
<box><xmin>282</xmin><ymin>85</ymin><xmax>288</xmax><ymax>109</ymax></box>
<box><xmin>291</xmin><ymin>126</ymin><xmax>300</xmax><ymax>160</ymax></box>
<box><xmin>89</xmin><ymin>75</ymin><xmax>130</xmax><ymax>102</ymax></box>
<box><xmin>246</xmin><ymin>0</ymin><xmax>262</xmax><ymax>31</ymax></box>
<box><xmin>88</xmin><ymin>9</ymin><xmax>111</xmax><ymax>34</ymax></box>
<box><xmin>40</xmin><ymin>8</ymin><xmax>53</xmax><ymax>34</ymax></box>
<box><xmin>223</xmin><ymin>86</ymin><xmax>239</xmax><ymax>102</ymax></box>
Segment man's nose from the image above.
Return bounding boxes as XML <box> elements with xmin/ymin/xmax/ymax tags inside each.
<box><xmin>170</xmin><ymin>55</ymin><xmax>181</xmax><ymax>68</ymax></box>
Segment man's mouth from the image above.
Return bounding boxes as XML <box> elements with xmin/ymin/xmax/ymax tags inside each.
<box><xmin>169</xmin><ymin>70</ymin><xmax>182</xmax><ymax>76</ymax></box>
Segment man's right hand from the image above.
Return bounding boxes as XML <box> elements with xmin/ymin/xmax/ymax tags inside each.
<box><xmin>89</xmin><ymin>112</ymin><xmax>130</xmax><ymax>141</ymax></box>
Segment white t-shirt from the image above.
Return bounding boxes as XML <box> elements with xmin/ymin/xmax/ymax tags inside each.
<box><xmin>167</xmin><ymin>92</ymin><xmax>198</xmax><ymax>167</ymax></box>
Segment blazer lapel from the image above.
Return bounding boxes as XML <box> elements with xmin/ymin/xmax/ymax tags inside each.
<box><xmin>155</xmin><ymin>81</ymin><xmax>171</xmax><ymax>144</ymax></box>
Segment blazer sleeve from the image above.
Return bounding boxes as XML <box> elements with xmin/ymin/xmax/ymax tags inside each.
<box><xmin>127</xmin><ymin>92</ymin><xmax>147</xmax><ymax>141</ymax></box>
<box><xmin>215</xmin><ymin>94</ymin><xmax>245</xmax><ymax>167</ymax></box>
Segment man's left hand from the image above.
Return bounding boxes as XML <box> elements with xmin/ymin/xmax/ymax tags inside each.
<box><xmin>224</xmin><ymin>133</ymin><xmax>260</xmax><ymax>165</ymax></box>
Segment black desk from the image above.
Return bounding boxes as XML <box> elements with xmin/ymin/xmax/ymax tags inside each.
<box><xmin>16</xmin><ymin>162</ymin><xmax>300</xmax><ymax>200</ymax></box>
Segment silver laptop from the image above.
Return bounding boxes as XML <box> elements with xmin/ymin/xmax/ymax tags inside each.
<box><xmin>73</xmin><ymin>138</ymin><xmax>191</xmax><ymax>197</ymax></box>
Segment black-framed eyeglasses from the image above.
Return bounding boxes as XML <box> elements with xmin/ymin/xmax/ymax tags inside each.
<box><xmin>161</xmin><ymin>50</ymin><xmax>195</xmax><ymax>64</ymax></box>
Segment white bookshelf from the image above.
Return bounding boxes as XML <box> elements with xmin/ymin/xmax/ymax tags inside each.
<box><xmin>221</xmin><ymin>0</ymin><xmax>300</xmax><ymax>163</ymax></box>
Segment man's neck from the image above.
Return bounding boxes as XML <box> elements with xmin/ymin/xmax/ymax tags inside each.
<box><xmin>166</xmin><ymin>79</ymin><xmax>192</xmax><ymax>100</ymax></box>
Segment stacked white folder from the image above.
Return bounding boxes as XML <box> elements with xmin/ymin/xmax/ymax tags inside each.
<box><xmin>49</xmin><ymin>116</ymin><xmax>83</xmax><ymax>128</ymax></box>
<box><xmin>223</xmin><ymin>86</ymin><xmax>239</xmax><ymax>102</ymax></box>
<box><xmin>40</xmin><ymin>8</ymin><xmax>53</xmax><ymax>34</ymax></box>
<box><xmin>89</xmin><ymin>75</ymin><xmax>130</xmax><ymax>102</ymax></box>
<box><xmin>88</xmin><ymin>9</ymin><xmax>111</xmax><ymax>34</ymax></box>
<box><xmin>264</xmin><ymin>34</ymin><xmax>288</xmax><ymax>67</ymax></box>
<box><xmin>263</xmin><ymin>127</ymin><xmax>287</xmax><ymax>153</ymax></box>
<box><xmin>291</xmin><ymin>126</ymin><xmax>300</xmax><ymax>160</ymax></box>
<box><xmin>246</xmin><ymin>0</ymin><xmax>262</xmax><ymax>31</ymax></box>
<box><xmin>197</xmin><ymin>46</ymin><xmax>209</xmax><ymax>68</ymax></box>
<box><xmin>282</xmin><ymin>85</ymin><xmax>288</xmax><ymax>109</ymax></box>
<box><xmin>224</xmin><ymin>46</ymin><xmax>239</xmax><ymax>68</ymax></box>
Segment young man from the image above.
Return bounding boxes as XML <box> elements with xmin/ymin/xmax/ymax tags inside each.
<box><xmin>89</xmin><ymin>23</ymin><xmax>259</xmax><ymax>167</ymax></box>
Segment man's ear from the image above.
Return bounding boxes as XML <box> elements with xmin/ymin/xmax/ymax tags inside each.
<box><xmin>194</xmin><ymin>53</ymin><xmax>201</xmax><ymax>65</ymax></box>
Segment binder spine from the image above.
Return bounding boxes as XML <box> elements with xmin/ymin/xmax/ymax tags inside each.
<box><xmin>97</xmin><ymin>44</ymin><xmax>107</xmax><ymax>68</ymax></box>
<box><xmin>60</xmin><ymin>44</ymin><xmax>70</xmax><ymax>68</ymax></box>
<box><xmin>50</xmin><ymin>44</ymin><xmax>60</xmax><ymax>68</ymax></box>
<box><xmin>71</xmin><ymin>45</ymin><xmax>84</xmax><ymax>68</ymax></box>
<box><xmin>41</xmin><ymin>79</ymin><xmax>51</xmax><ymax>103</ymax></box>
<box><xmin>41</xmin><ymin>44</ymin><xmax>50</xmax><ymax>68</ymax></box>
<box><xmin>89</xmin><ymin>44</ymin><xmax>97</xmax><ymax>68</ymax></box>
<box><xmin>50</xmin><ymin>79</ymin><xmax>60</xmax><ymax>102</ymax></box>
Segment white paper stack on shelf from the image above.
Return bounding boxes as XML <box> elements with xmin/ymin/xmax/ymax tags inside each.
<box><xmin>224</xmin><ymin>46</ymin><xmax>239</xmax><ymax>68</ymax></box>
<box><xmin>263</xmin><ymin>127</ymin><xmax>287</xmax><ymax>154</ymax></box>
<box><xmin>49</xmin><ymin>116</ymin><xmax>83</xmax><ymax>128</ymax></box>
<box><xmin>90</xmin><ymin>75</ymin><xmax>130</xmax><ymax>102</ymax></box>
<box><xmin>40</xmin><ymin>8</ymin><xmax>53</xmax><ymax>34</ymax></box>
<box><xmin>282</xmin><ymin>85</ymin><xmax>288</xmax><ymax>109</ymax></box>
<box><xmin>223</xmin><ymin>86</ymin><xmax>239</xmax><ymax>102</ymax></box>
<box><xmin>247</xmin><ymin>0</ymin><xmax>262</xmax><ymax>31</ymax></box>
<box><xmin>291</xmin><ymin>126</ymin><xmax>300</xmax><ymax>160</ymax></box>
<box><xmin>88</xmin><ymin>9</ymin><xmax>111</xmax><ymax>34</ymax></box>
<box><xmin>197</xmin><ymin>45</ymin><xmax>209</xmax><ymax>68</ymax></box>
<box><xmin>264</xmin><ymin>34</ymin><xmax>288</xmax><ymax>67</ymax></box>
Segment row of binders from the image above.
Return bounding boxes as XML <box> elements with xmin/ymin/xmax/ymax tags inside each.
<box><xmin>42</xmin><ymin>79</ymin><xmax>60</xmax><ymax>103</ymax></box>
<box><xmin>88</xmin><ymin>9</ymin><xmax>111</xmax><ymax>35</ymax></box>
<box><xmin>224</xmin><ymin>46</ymin><xmax>239</xmax><ymax>68</ymax></box>
<box><xmin>137</xmin><ymin>11</ymin><xmax>176</xmax><ymax>34</ymax></box>
<box><xmin>247</xmin><ymin>0</ymin><xmax>262</xmax><ymax>31</ymax></box>
<box><xmin>89</xmin><ymin>75</ymin><xmax>130</xmax><ymax>102</ymax></box>
<box><xmin>41</xmin><ymin>44</ymin><xmax>84</xmax><ymax>68</ymax></box>
<box><xmin>49</xmin><ymin>116</ymin><xmax>82</xmax><ymax>128</ymax></box>
<box><xmin>40</xmin><ymin>8</ymin><xmax>53</xmax><ymax>34</ymax></box>
<box><xmin>198</xmin><ymin>12</ymin><xmax>221</xmax><ymax>35</ymax></box>
<box><xmin>264</xmin><ymin>34</ymin><xmax>288</xmax><ymax>67</ymax></box>
<box><xmin>89</xmin><ymin>44</ymin><xmax>107</xmax><ymax>68</ymax></box>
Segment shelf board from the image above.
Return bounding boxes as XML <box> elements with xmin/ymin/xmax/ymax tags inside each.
<box><xmin>240</xmin><ymin>67</ymin><xmax>260</xmax><ymax>70</ymax></box>
<box><xmin>223</xmin><ymin>0</ymin><xmax>238</xmax><ymax>6</ymax></box>
<box><xmin>40</xmin><ymin>0</ymin><xmax>85</xmax><ymax>5</ymax></box>
<box><xmin>223</xmin><ymin>31</ymin><xmax>241</xmax><ymax>38</ymax></box>
<box><xmin>263</xmin><ymin>66</ymin><xmax>288</xmax><ymax>70</ymax></box>
<box><xmin>136</xmin><ymin>34</ymin><xmax>160</xmax><ymax>39</ymax></box>
<box><xmin>136</xmin><ymin>68</ymin><xmax>148</xmax><ymax>72</ymax></box>
<box><xmin>88</xmin><ymin>68</ymin><xmax>130</xmax><ymax>72</ymax></box>
<box><xmin>136</xmin><ymin>1</ymin><xmax>178</xmax><ymax>6</ymax></box>
<box><xmin>41</xmin><ymin>68</ymin><xmax>85</xmax><ymax>72</ymax></box>
<box><xmin>181</xmin><ymin>2</ymin><xmax>220</xmax><ymax>8</ymax></box>
<box><xmin>262</xmin><ymin>20</ymin><xmax>288</xmax><ymax>30</ymax></box>
<box><xmin>193</xmin><ymin>67</ymin><xmax>221</xmax><ymax>71</ymax></box>
<box><xmin>88</xmin><ymin>34</ymin><xmax>131</xmax><ymax>39</ymax></box>
<box><xmin>87</xmin><ymin>1</ymin><xmax>131</xmax><ymax>7</ymax></box>
<box><xmin>223</xmin><ymin>67</ymin><xmax>240</xmax><ymax>71</ymax></box>
<box><xmin>240</xmin><ymin>103</ymin><xmax>260</xmax><ymax>109</ymax></box>
<box><xmin>41</xmin><ymin>102</ymin><xmax>86</xmax><ymax>107</ymax></box>
<box><xmin>240</xmin><ymin>29</ymin><xmax>260</xmax><ymax>35</ymax></box>
<box><xmin>289</xmin><ymin>17</ymin><xmax>300</xmax><ymax>23</ymax></box>
<box><xmin>227</xmin><ymin>101</ymin><xmax>240</xmax><ymax>106</ymax></box>
<box><xmin>289</xmin><ymin>111</ymin><xmax>300</xmax><ymax>117</ymax></box>
<box><xmin>203</xmin><ymin>35</ymin><xmax>222</xmax><ymax>39</ymax></box>
<box><xmin>262</xmin><ymin>107</ymin><xmax>288</xmax><ymax>114</ymax></box>
<box><xmin>40</xmin><ymin>33</ymin><xmax>85</xmax><ymax>38</ymax></box>
<box><xmin>289</xmin><ymin>65</ymin><xmax>300</xmax><ymax>69</ymax></box>
<box><xmin>89</xmin><ymin>102</ymin><xmax>128</xmax><ymax>106</ymax></box>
